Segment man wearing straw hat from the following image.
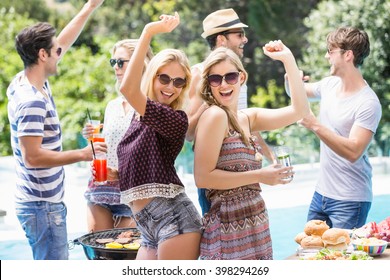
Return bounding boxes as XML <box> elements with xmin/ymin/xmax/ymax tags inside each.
<box><xmin>6</xmin><ymin>0</ymin><xmax>107</xmax><ymax>260</ymax></box>
<box><xmin>186</xmin><ymin>8</ymin><xmax>276</xmax><ymax>214</ymax></box>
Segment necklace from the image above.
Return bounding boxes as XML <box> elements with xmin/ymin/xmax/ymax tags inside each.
<box><xmin>249</xmin><ymin>135</ymin><xmax>263</xmax><ymax>162</ymax></box>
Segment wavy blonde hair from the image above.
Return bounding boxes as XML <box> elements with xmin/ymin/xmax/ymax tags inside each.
<box><xmin>112</xmin><ymin>39</ymin><xmax>154</xmax><ymax>93</ymax></box>
<box><xmin>199</xmin><ymin>47</ymin><xmax>249</xmax><ymax>145</ymax></box>
<box><xmin>141</xmin><ymin>49</ymin><xmax>191</xmax><ymax>110</ymax></box>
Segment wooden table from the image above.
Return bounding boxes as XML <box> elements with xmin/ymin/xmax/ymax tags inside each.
<box><xmin>285</xmin><ymin>248</ymin><xmax>390</xmax><ymax>260</ymax></box>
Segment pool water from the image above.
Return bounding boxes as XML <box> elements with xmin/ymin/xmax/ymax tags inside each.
<box><xmin>1</xmin><ymin>194</ymin><xmax>389</xmax><ymax>260</ymax></box>
<box><xmin>0</xmin><ymin>232</ymin><xmax>87</xmax><ymax>260</ymax></box>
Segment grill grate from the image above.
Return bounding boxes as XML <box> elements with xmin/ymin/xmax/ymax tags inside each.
<box><xmin>78</xmin><ymin>227</ymin><xmax>140</xmax><ymax>249</ymax></box>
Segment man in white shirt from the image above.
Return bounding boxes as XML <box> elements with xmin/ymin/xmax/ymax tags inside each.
<box><xmin>295</xmin><ymin>27</ymin><xmax>382</xmax><ymax>229</ymax></box>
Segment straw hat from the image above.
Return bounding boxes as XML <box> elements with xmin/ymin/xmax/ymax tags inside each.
<box><xmin>201</xmin><ymin>8</ymin><xmax>248</xmax><ymax>38</ymax></box>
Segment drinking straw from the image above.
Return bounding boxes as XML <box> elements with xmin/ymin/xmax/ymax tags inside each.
<box><xmin>90</xmin><ymin>140</ymin><xmax>96</xmax><ymax>160</ymax></box>
<box><xmin>86</xmin><ymin>108</ymin><xmax>92</xmax><ymax>122</ymax></box>
<box><xmin>86</xmin><ymin>109</ymin><xmax>96</xmax><ymax>159</ymax></box>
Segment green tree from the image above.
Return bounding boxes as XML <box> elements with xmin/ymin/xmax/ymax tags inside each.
<box><xmin>0</xmin><ymin>8</ymin><xmax>34</xmax><ymax>155</ymax></box>
<box><xmin>244</xmin><ymin>0</ymin><xmax>321</xmax><ymax>101</ymax></box>
<box><xmin>50</xmin><ymin>39</ymin><xmax>116</xmax><ymax>150</ymax></box>
<box><xmin>1</xmin><ymin>0</ymin><xmax>51</xmax><ymax>22</ymax></box>
<box><xmin>251</xmin><ymin>80</ymin><xmax>321</xmax><ymax>164</ymax></box>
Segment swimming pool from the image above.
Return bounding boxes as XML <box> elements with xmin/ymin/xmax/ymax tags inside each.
<box><xmin>1</xmin><ymin>194</ymin><xmax>388</xmax><ymax>260</ymax></box>
<box><xmin>0</xmin><ymin>232</ymin><xmax>86</xmax><ymax>260</ymax></box>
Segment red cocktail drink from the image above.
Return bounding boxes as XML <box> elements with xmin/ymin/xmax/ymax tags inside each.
<box><xmin>92</xmin><ymin>133</ymin><xmax>105</xmax><ymax>143</ymax></box>
<box><xmin>94</xmin><ymin>153</ymin><xmax>107</xmax><ymax>184</ymax></box>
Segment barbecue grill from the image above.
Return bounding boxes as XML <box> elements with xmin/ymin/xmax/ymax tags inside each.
<box><xmin>71</xmin><ymin>227</ymin><xmax>140</xmax><ymax>260</ymax></box>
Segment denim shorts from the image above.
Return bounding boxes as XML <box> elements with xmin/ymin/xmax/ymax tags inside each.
<box><xmin>89</xmin><ymin>202</ymin><xmax>133</xmax><ymax>218</ymax></box>
<box><xmin>307</xmin><ymin>191</ymin><xmax>372</xmax><ymax>229</ymax></box>
<box><xmin>89</xmin><ymin>202</ymin><xmax>133</xmax><ymax>227</ymax></box>
<box><xmin>133</xmin><ymin>192</ymin><xmax>202</xmax><ymax>249</ymax></box>
<box><xmin>15</xmin><ymin>201</ymin><xmax>69</xmax><ymax>260</ymax></box>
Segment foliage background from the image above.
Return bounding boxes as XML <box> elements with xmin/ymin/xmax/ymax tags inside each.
<box><xmin>0</xmin><ymin>0</ymin><xmax>389</xmax><ymax>164</ymax></box>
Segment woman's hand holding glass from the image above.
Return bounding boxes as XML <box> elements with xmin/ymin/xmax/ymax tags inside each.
<box><xmin>90</xmin><ymin>164</ymin><xmax>118</xmax><ymax>184</ymax></box>
<box><xmin>258</xmin><ymin>164</ymin><xmax>294</xmax><ymax>185</ymax></box>
<box><xmin>82</xmin><ymin>122</ymin><xmax>103</xmax><ymax>140</ymax></box>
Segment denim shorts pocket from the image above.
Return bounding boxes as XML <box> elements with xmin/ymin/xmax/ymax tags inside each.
<box><xmin>182</xmin><ymin>201</ymin><xmax>202</xmax><ymax>228</ymax></box>
<box><xmin>148</xmin><ymin>208</ymin><xmax>171</xmax><ymax>222</ymax></box>
<box><xmin>146</xmin><ymin>198</ymin><xmax>173</xmax><ymax>222</ymax></box>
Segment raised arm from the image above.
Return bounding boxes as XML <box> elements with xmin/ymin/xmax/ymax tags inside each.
<box><xmin>284</xmin><ymin>72</ymin><xmax>319</xmax><ymax>100</ymax></box>
<box><xmin>120</xmin><ymin>12</ymin><xmax>180</xmax><ymax>115</ymax></box>
<box><xmin>249</xmin><ymin>40</ymin><xmax>310</xmax><ymax>131</ymax></box>
<box><xmin>57</xmin><ymin>0</ymin><xmax>104</xmax><ymax>57</ymax></box>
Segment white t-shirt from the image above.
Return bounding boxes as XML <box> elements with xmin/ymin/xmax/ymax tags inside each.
<box><xmin>312</xmin><ymin>76</ymin><xmax>382</xmax><ymax>202</ymax></box>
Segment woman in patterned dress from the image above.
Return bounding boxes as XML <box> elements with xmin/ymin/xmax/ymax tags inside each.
<box><xmin>110</xmin><ymin>13</ymin><xmax>202</xmax><ymax>260</ymax></box>
<box><xmin>193</xmin><ymin>42</ymin><xmax>310</xmax><ymax>260</ymax></box>
<box><xmin>82</xmin><ymin>39</ymin><xmax>153</xmax><ymax>232</ymax></box>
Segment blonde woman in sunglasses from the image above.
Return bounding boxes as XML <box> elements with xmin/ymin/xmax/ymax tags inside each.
<box><xmin>108</xmin><ymin>12</ymin><xmax>202</xmax><ymax>260</ymax></box>
<box><xmin>82</xmin><ymin>39</ymin><xmax>153</xmax><ymax>233</ymax></box>
<box><xmin>193</xmin><ymin>42</ymin><xmax>310</xmax><ymax>260</ymax></box>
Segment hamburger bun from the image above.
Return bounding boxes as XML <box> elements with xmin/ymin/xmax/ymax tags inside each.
<box><xmin>300</xmin><ymin>235</ymin><xmax>324</xmax><ymax>249</ymax></box>
<box><xmin>322</xmin><ymin>228</ymin><xmax>350</xmax><ymax>247</ymax></box>
<box><xmin>304</xmin><ymin>220</ymin><xmax>330</xmax><ymax>236</ymax></box>
<box><xmin>325</xmin><ymin>242</ymin><xmax>349</xmax><ymax>251</ymax></box>
<box><xmin>294</xmin><ymin>232</ymin><xmax>308</xmax><ymax>245</ymax></box>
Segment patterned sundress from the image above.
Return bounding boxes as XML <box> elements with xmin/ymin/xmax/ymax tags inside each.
<box><xmin>200</xmin><ymin>131</ymin><xmax>273</xmax><ymax>260</ymax></box>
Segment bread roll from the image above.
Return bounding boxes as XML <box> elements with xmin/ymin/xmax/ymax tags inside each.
<box><xmin>294</xmin><ymin>232</ymin><xmax>308</xmax><ymax>244</ymax></box>
<box><xmin>300</xmin><ymin>235</ymin><xmax>324</xmax><ymax>249</ymax></box>
<box><xmin>322</xmin><ymin>228</ymin><xmax>350</xmax><ymax>246</ymax></box>
<box><xmin>304</xmin><ymin>220</ymin><xmax>330</xmax><ymax>236</ymax></box>
<box><xmin>325</xmin><ymin>242</ymin><xmax>349</xmax><ymax>251</ymax></box>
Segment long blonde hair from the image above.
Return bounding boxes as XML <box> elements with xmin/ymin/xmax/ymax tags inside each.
<box><xmin>141</xmin><ymin>49</ymin><xmax>191</xmax><ymax>110</ymax></box>
<box><xmin>112</xmin><ymin>39</ymin><xmax>154</xmax><ymax>93</ymax></box>
<box><xmin>199</xmin><ymin>47</ymin><xmax>249</xmax><ymax>145</ymax></box>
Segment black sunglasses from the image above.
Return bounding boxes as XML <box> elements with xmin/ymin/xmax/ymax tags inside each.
<box><xmin>56</xmin><ymin>47</ymin><xmax>62</xmax><ymax>56</ymax></box>
<box><xmin>207</xmin><ymin>72</ymin><xmax>241</xmax><ymax>87</ymax></box>
<box><xmin>157</xmin><ymin>74</ymin><xmax>186</xmax><ymax>88</ymax></box>
<box><xmin>222</xmin><ymin>30</ymin><xmax>246</xmax><ymax>38</ymax></box>
<box><xmin>110</xmin><ymin>58</ymin><xmax>130</xmax><ymax>69</ymax></box>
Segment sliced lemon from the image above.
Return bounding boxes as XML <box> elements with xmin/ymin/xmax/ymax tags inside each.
<box><xmin>105</xmin><ymin>242</ymin><xmax>123</xmax><ymax>249</ymax></box>
<box><xmin>123</xmin><ymin>242</ymin><xmax>140</xmax><ymax>250</ymax></box>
